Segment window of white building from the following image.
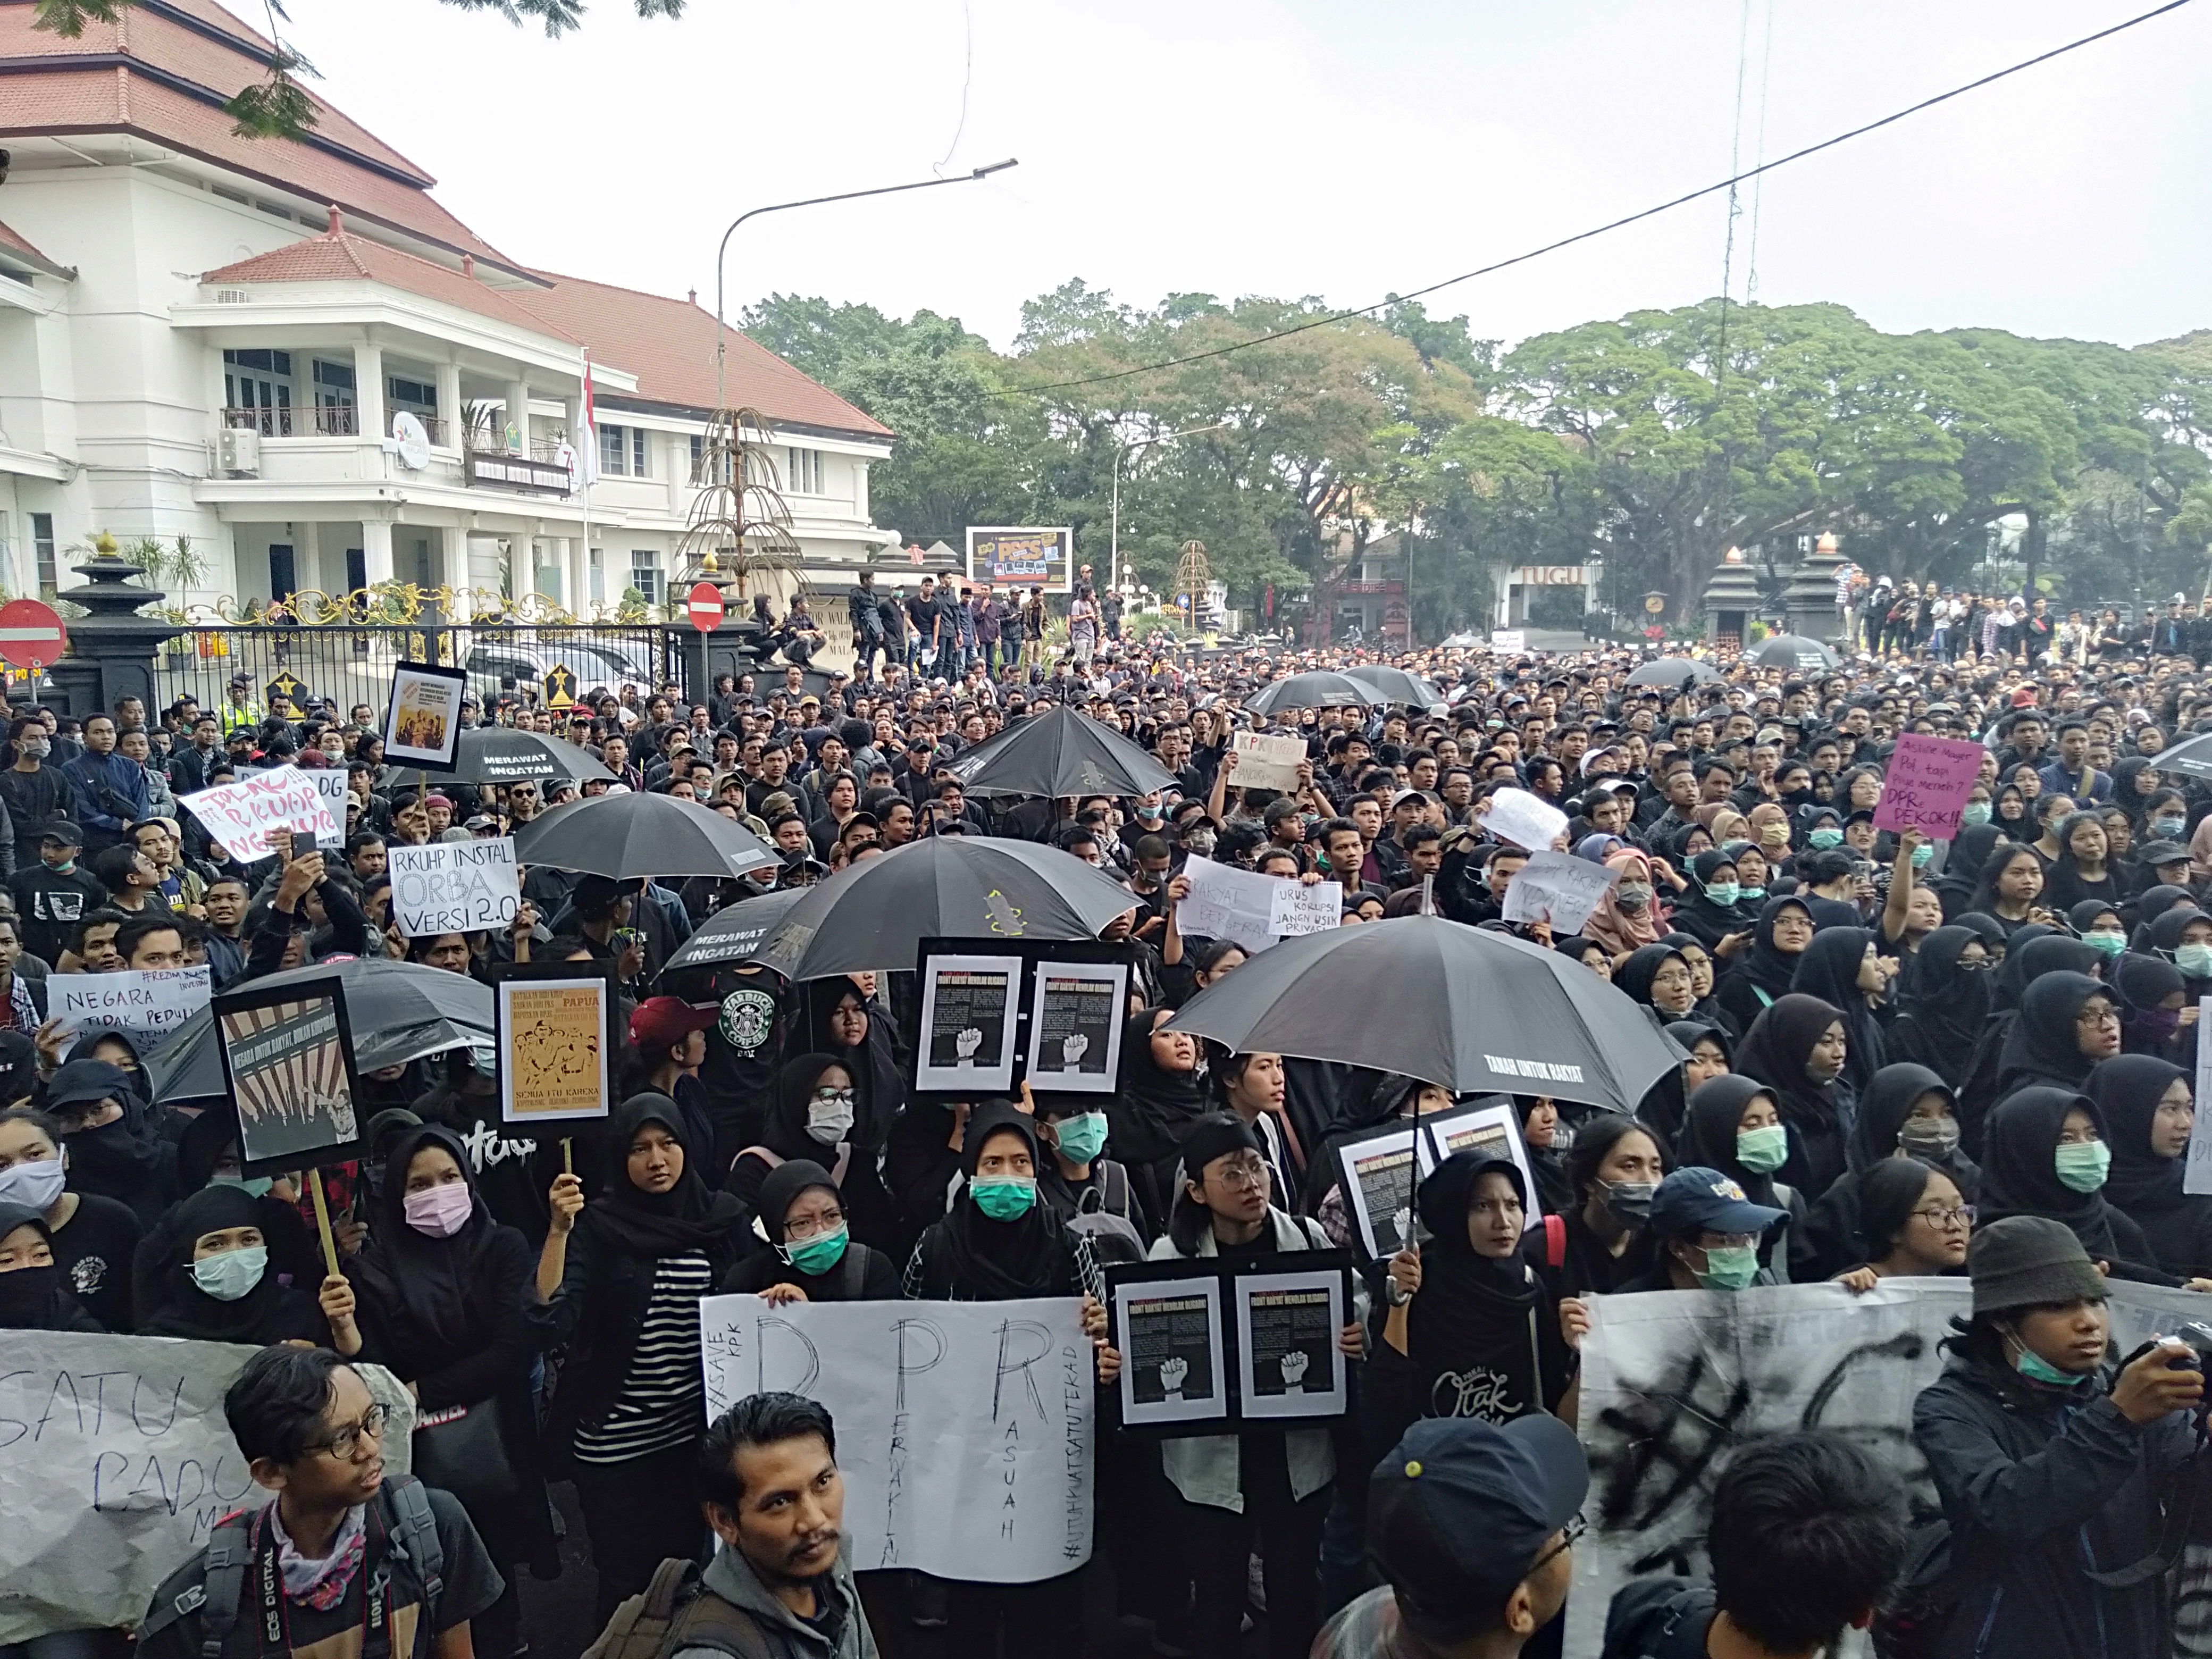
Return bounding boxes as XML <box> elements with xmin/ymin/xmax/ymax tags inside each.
<box><xmin>630</xmin><ymin>554</ymin><xmax>660</xmax><ymax>604</ymax></box>
<box><xmin>786</xmin><ymin>446</ymin><xmax>821</xmax><ymax>494</ymax></box>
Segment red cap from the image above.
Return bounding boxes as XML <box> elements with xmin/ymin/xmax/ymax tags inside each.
<box><xmin>629</xmin><ymin>996</ymin><xmax>717</xmax><ymax>1052</ymax></box>
<box><xmin>2010</xmin><ymin>688</ymin><xmax>2039</xmax><ymax>708</ymax></box>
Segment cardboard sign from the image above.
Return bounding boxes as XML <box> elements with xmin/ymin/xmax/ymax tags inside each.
<box><xmin>53</xmin><ymin>965</ymin><xmax>211</xmax><ymax>1046</ymax></box>
<box><xmin>179</xmin><ymin>764</ymin><xmax>341</xmax><ymax>860</ymax></box>
<box><xmin>216</xmin><ymin>977</ymin><xmax>363</xmax><ymax>1176</ymax></box>
<box><xmin>496</xmin><ymin>967</ymin><xmax>613</xmax><ymax>1124</ymax></box>
<box><xmin>307</xmin><ymin>769</ymin><xmax>353</xmax><ymax>850</ymax></box>
<box><xmin>1021</xmin><ymin>959</ymin><xmax>1128</xmax><ymax>1093</ymax></box>
<box><xmin>1179</xmin><ymin>857</ymin><xmax>1344</xmax><ymax>956</ymax></box>
<box><xmin>1478</xmin><ymin>787</ymin><xmax>1569</xmax><ymax>852</ymax></box>
<box><xmin>915</xmin><ymin>951</ymin><xmax>1023</xmax><ymax>1093</ymax></box>
<box><xmin>1501</xmin><ymin>850</ymin><xmax>1620</xmax><ymax>936</ymax></box>
<box><xmin>1871</xmin><ymin>732</ymin><xmax>1983</xmax><ymax>839</ymax></box>
<box><xmin>1229</xmin><ymin>730</ymin><xmax>1307</xmax><ymax>792</ymax></box>
<box><xmin>1490</xmin><ymin>629</ymin><xmax>1527</xmax><ymax>651</ymax></box>
<box><xmin>388</xmin><ymin>839</ymin><xmax>521</xmax><ymax>936</ymax></box>
<box><xmin>384</xmin><ymin>660</ymin><xmax>466</xmax><ymax>771</ymax></box>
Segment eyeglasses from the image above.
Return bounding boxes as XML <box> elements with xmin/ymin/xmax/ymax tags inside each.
<box><xmin>1213</xmin><ymin>1159</ymin><xmax>1269</xmax><ymax>1191</ymax></box>
<box><xmin>2075</xmin><ymin>1007</ymin><xmax>2122</xmax><ymax>1028</ymax></box>
<box><xmin>784</xmin><ymin>1208</ymin><xmax>845</xmax><ymax>1241</ymax></box>
<box><xmin>1912</xmin><ymin>1205</ymin><xmax>1974</xmax><ymax>1229</ymax></box>
<box><xmin>307</xmin><ymin>1401</ymin><xmax>388</xmax><ymax>1461</ymax></box>
<box><xmin>1526</xmin><ymin>1512</ymin><xmax>1588</xmax><ymax>1577</ymax></box>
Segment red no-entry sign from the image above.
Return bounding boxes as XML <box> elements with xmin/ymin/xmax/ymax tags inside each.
<box><xmin>687</xmin><ymin>582</ymin><xmax>725</xmax><ymax>632</ymax></box>
<box><xmin>0</xmin><ymin>599</ymin><xmax>67</xmax><ymax>669</ymax></box>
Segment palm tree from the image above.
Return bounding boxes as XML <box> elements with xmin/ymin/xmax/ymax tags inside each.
<box><xmin>675</xmin><ymin>405</ymin><xmax>806</xmax><ymax>608</ymax></box>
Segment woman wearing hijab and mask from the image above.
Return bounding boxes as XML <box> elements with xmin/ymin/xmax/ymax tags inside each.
<box><xmin>725</xmin><ymin>1054</ymin><xmax>860</xmax><ymax>1249</ymax></box>
<box><xmin>0</xmin><ymin>1201</ymin><xmax>103</xmax><ymax>1331</ymax></box>
<box><xmin>2112</xmin><ymin>952</ymin><xmax>2193</xmax><ymax>1063</ymax></box>
<box><xmin>43</xmin><ymin>1058</ymin><xmax>172</xmax><ymax>1227</ymax></box>
<box><xmin>803</xmin><ymin>977</ymin><xmax>903</xmax><ymax>1245</ymax></box>
<box><xmin>0</xmin><ymin>1104</ymin><xmax>140</xmax><ymax>1333</ymax></box>
<box><xmin>2089</xmin><ymin>1054</ymin><xmax>2212</xmax><ymax>1279</ymax></box>
<box><xmin>1614</xmin><ymin>942</ymin><xmax>1699</xmax><ymax>1032</ymax></box>
<box><xmin>2069</xmin><ymin>899</ymin><xmax>2129</xmax><ymax>962</ymax></box>
<box><xmin>1367</xmin><ymin>1154</ymin><xmax>1579</xmax><ymax>1465</ymax></box>
<box><xmin>1674</xmin><ymin>1074</ymin><xmax>1804</xmax><ymax>1279</ymax></box>
<box><xmin>1668</xmin><ymin>849</ymin><xmax>1755</xmax><ymax>950</ymax></box>
<box><xmin>350</xmin><ymin>1124</ymin><xmax>549</xmax><ymax>1658</ymax></box>
<box><xmin>1793</xmin><ymin>1062</ymin><xmax>1977</xmax><ymax>1281</ymax></box>
<box><xmin>2146</xmin><ymin>904</ymin><xmax>2212</xmax><ymax>1003</ymax></box>
<box><xmin>1887</xmin><ymin>926</ymin><xmax>1995</xmax><ymax>1089</ymax></box>
<box><xmin>1732</xmin><ymin>993</ymin><xmax>1853</xmax><ymax>1202</ymax></box>
<box><xmin>1150</xmin><ymin>1112</ymin><xmax>1361</xmax><ymax>1659</ymax></box>
<box><xmin>1976</xmin><ymin>1084</ymin><xmax>2185</xmax><ymax>1287</ymax></box>
<box><xmin>1788</xmin><ymin>926</ymin><xmax>1892</xmax><ymax>1096</ymax></box>
<box><xmin>1536</xmin><ymin>1113</ymin><xmax>1670</xmax><ymax>1300</ymax></box>
<box><xmin>1829</xmin><ymin>1159</ymin><xmax>1972</xmax><ymax>1290</ymax></box>
<box><xmin>1713</xmin><ymin>894</ymin><xmax>1818</xmax><ymax>1030</ymax></box>
<box><xmin>903</xmin><ymin>1103</ymin><xmax>1118</xmax><ymax>1658</ymax></box>
<box><xmin>537</xmin><ymin>1093</ymin><xmax>745</xmax><ymax>1624</ymax></box>
<box><xmin>722</xmin><ymin>1158</ymin><xmax>898</xmax><ymax>1301</ymax></box>
<box><xmin>1108</xmin><ymin>1006</ymin><xmax>1209</xmax><ymax>1228</ymax></box>
<box><xmin>1582</xmin><ymin>847</ymin><xmax>1665</xmax><ymax>960</ymax></box>
<box><xmin>133</xmin><ymin>1184</ymin><xmax>359</xmax><ymax>1349</ymax></box>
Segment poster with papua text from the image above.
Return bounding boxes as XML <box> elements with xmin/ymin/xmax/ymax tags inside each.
<box><xmin>967</xmin><ymin>526</ymin><xmax>1074</xmax><ymax>594</ymax></box>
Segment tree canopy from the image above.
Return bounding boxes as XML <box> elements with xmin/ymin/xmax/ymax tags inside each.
<box><xmin>745</xmin><ymin>284</ymin><xmax>2212</xmax><ymax>637</ymax></box>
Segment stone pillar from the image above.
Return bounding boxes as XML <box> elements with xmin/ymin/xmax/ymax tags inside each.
<box><xmin>505</xmin><ymin>379</ymin><xmax>531</xmax><ymax>454</ymax></box>
<box><xmin>435</xmin><ymin>363</ymin><xmax>463</xmax><ymax>448</ymax></box>
<box><xmin>361</xmin><ymin>518</ymin><xmax>394</xmax><ymax>587</ymax></box>
<box><xmin>353</xmin><ymin>341</ymin><xmax>385</xmax><ymax>443</ymax></box>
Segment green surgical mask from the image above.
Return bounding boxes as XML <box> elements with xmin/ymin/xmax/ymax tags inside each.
<box><xmin>970</xmin><ymin>1177</ymin><xmax>1037</xmax><ymax>1220</ymax></box>
<box><xmin>1693</xmin><ymin>1244</ymin><xmax>1761</xmax><ymax>1292</ymax></box>
<box><xmin>1807</xmin><ymin>827</ymin><xmax>1845</xmax><ymax>849</ymax></box>
<box><xmin>1961</xmin><ymin>802</ymin><xmax>1993</xmax><ymax>827</ymax></box>
<box><xmin>1738</xmin><ymin>886</ymin><xmax>1766</xmax><ymax>903</ymax></box>
<box><xmin>1911</xmin><ymin>843</ymin><xmax>1935</xmax><ymax>868</ymax></box>
<box><xmin>1704</xmin><ymin>881</ymin><xmax>1740</xmax><ymax>907</ymax></box>
<box><xmin>2013</xmin><ymin>1343</ymin><xmax>2091</xmax><ymax>1387</ymax></box>
<box><xmin>2179</xmin><ymin>944</ymin><xmax>2212</xmax><ymax>979</ymax></box>
<box><xmin>1050</xmin><ymin>1111</ymin><xmax>1109</xmax><ymax>1166</ymax></box>
<box><xmin>189</xmin><ymin>1245</ymin><xmax>268</xmax><ymax>1302</ymax></box>
<box><xmin>2054</xmin><ymin>1140</ymin><xmax>2111</xmax><ymax>1194</ymax></box>
<box><xmin>782</xmin><ymin>1225</ymin><xmax>849</xmax><ymax>1276</ymax></box>
<box><xmin>2084</xmin><ymin>931</ymin><xmax>2126</xmax><ymax>958</ymax></box>
<box><xmin>1736</xmin><ymin>1125</ymin><xmax>1789</xmax><ymax>1174</ymax></box>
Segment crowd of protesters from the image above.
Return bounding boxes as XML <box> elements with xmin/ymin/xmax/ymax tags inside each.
<box><xmin>7</xmin><ymin>581</ymin><xmax>2212</xmax><ymax>1659</ymax></box>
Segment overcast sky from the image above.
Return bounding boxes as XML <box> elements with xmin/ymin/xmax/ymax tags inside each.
<box><xmin>246</xmin><ymin>0</ymin><xmax>2212</xmax><ymax>356</ymax></box>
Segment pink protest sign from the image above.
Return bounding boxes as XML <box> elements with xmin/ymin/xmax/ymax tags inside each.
<box><xmin>1872</xmin><ymin>733</ymin><xmax>1985</xmax><ymax>839</ymax></box>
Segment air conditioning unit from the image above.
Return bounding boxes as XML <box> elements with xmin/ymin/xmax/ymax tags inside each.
<box><xmin>217</xmin><ymin>425</ymin><xmax>261</xmax><ymax>476</ymax></box>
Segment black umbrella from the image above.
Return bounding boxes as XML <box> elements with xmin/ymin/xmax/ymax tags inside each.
<box><xmin>945</xmin><ymin>703</ymin><xmax>1179</xmax><ymax>799</ymax></box>
<box><xmin>1162</xmin><ymin>916</ymin><xmax>1683</xmax><ymax>1112</ymax></box>
<box><xmin>1624</xmin><ymin>657</ymin><xmax>1723</xmax><ymax>689</ymax></box>
<box><xmin>662</xmin><ymin>886</ymin><xmax>814</xmax><ymax>974</ymax></box>
<box><xmin>1342</xmin><ymin>664</ymin><xmax>1443</xmax><ymax>706</ymax></box>
<box><xmin>1750</xmin><ymin>633</ymin><xmax>1840</xmax><ymax>672</ymax></box>
<box><xmin>144</xmin><ymin>958</ymin><xmax>493</xmax><ymax>1106</ymax></box>
<box><xmin>754</xmin><ymin>836</ymin><xmax>1141</xmax><ymax>979</ymax></box>
<box><xmin>454</xmin><ymin>726</ymin><xmax>615</xmax><ymax>786</ymax></box>
<box><xmin>512</xmin><ymin>789</ymin><xmax>779</xmax><ymax>880</ymax></box>
<box><xmin>2147</xmin><ymin>732</ymin><xmax>2212</xmax><ymax>782</ymax></box>
<box><xmin>1244</xmin><ymin>671</ymin><xmax>1387</xmax><ymax>715</ymax></box>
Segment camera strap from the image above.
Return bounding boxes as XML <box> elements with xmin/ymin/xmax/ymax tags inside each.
<box><xmin>2081</xmin><ymin>1382</ymin><xmax>2208</xmax><ymax>1590</ymax></box>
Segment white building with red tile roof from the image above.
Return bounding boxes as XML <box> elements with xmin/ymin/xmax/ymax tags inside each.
<box><xmin>0</xmin><ymin>0</ymin><xmax>899</xmax><ymax>623</ymax></box>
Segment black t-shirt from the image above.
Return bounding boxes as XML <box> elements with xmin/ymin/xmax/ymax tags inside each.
<box><xmin>49</xmin><ymin>1191</ymin><xmax>140</xmax><ymax>1331</ymax></box>
<box><xmin>906</xmin><ymin>594</ymin><xmax>939</xmax><ymax>641</ymax></box>
<box><xmin>9</xmin><ymin>863</ymin><xmax>107</xmax><ymax>962</ymax></box>
<box><xmin>1599</xmin><ymin>1580</ymin><xmax>1718</xmax><ymax>1659</ymax></box>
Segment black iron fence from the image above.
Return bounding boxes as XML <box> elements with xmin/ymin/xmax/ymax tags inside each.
<box><xmin>147</xmin><ymin>623</ymin><xmax>692</xmax><ymax>718</ymax></box>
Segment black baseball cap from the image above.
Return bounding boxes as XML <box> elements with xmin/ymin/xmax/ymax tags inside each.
<box><xmin>1368</xmin><ymin>1414</ymin><xmax>1589</xmax><ymax>1621</ymax></box>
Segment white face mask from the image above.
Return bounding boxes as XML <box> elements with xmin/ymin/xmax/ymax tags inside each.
<box><xmin>807</xmin><ymin>1088</ymin><xmax>856</xmax><ymax>1145</ymax></box>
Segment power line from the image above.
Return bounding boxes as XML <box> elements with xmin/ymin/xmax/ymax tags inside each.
<box><xmin>990</xmin><ymin>0</ymin><xmax>2195</xmax><ymax>401</ymax></box>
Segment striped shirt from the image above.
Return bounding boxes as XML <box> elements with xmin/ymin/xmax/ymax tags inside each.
<box><xmin>572</xmin><ymin>1252</ymin><xmax>710</xmax><ymax>1466</ymax></box>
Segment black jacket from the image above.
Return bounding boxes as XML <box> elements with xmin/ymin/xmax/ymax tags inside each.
<box><xmin>1912</xmin><ymin>1350</ymin><xmax>2209</xmax><ymax>1658</ymax></box>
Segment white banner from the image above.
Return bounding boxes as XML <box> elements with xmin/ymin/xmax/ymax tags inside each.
<box><xmin>1477</xmin><ymin>787</ymin><xmax>1569</xmax><ymax>853</ymax></box>
<box><xmin>54</xmin><ymin>965</ymin><xmax>211</xmax><ymax>1046</ymax></box>
<box><xmin>1501</xmin><ymin>850</ymin><xmax>1620</xmax><ymax>937</ymax></box>
<box><xmin>307</xmin><ymin>770</ymin><xmax>352</xmax><ymax>850</ymax></box>
<box><xmin>388</xmin><ymin>840</ymin><xmax>521</xmax><ymax>937</ymax></box>
<box><xmin>1178</xmin><ymin>857</ymin><xmax>1342</xmax><ymax>956</ymax></box>
<box><xmin>1229</xmin><ymin>730</ymin><xmax>1307</xmax><ymax>792</ymax></box>
<box><xmin>1569</xmin><ymin>1278</ymin><xmax>2206</xmax><ymax>1657</ymax></box>
<box><xmin>698</xmin><ymin>1295</ymin><xmax>1094</xmax><ymax>1584</ymax></box>
<box><xmin>179</xmin><ymin>765</ymin><xmax>340</xmax><ymax>861</ymax></box>
<box><xmin>0</xmin><ymin>1333</ymin><xmax>414</xmax><ymax>1642</ymax></box>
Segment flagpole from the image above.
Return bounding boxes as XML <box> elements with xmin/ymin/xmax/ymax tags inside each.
<box><xmin>579</xmin><ymin>352</ymin><xmax>594</xmax><ymax>621</ymax></box>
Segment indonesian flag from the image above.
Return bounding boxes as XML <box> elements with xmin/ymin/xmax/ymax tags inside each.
<box><xmin>577</xmin><ymin>353</ymin><xmax>599</xmax><ymax>485</ymax></box>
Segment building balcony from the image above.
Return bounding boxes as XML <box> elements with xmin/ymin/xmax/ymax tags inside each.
<box><xmin>223</xmin><ymin>404</ymin><xmax>361</xmax><ymax>438</ymax></box>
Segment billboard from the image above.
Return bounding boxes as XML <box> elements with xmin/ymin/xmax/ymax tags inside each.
<box><xmin>967</xmin><ymin>526</ymin><xmax>1075</xmax><ymax>594</ymax></box>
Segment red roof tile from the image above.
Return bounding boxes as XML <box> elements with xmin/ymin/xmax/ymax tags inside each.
<box><xmin>0</xmin><ymin>214</ymin><xmax>68</xmax><ymax>275</ymax></box>
<box><xmin>204</xmin><ymin>218</ymin><xmax>579</xmax><ymax>343</ymax></box>
<box><xmin>512</xmin><ymin>270</ymin><xmax>892</xmax><ymax>439</ymax></box>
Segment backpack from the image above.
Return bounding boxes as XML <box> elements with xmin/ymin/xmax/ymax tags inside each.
<box><xmin>1065</xmin><ymin>1161</ymin><xmax>1146</xmax><ymax>1264</ymax></box>
<box><xmin>582</xmin><ymin>1558</ymin><xmax>778</xmax><ymax>1659</ymax></box>
<box><xmin>142</xmin><ymin>1477</ymin><xmax>443</xmax><ymax>1659</ymax></box>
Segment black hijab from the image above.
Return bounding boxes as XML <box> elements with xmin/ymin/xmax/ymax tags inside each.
<box><xmin>931</xmin><ymin>1104</ymin><xmax>1081</xmax><ymax>1300</ymax></box>
<box><xmin>1678</xmin><ymin>1074</ymin><xmax>1787</xmax><ymax>1208</ymax></box>
<box><xmin>0</xmin><ymin>1202</ymin><xmax>90</xmax><ymax>1330</ymax></box>
<box><xmin>763</xmin><ymin>1054</ymin><xmax>851</xmax><ymax>1162</ymax></box>
<box><xmin>756</xmin><ymin>1158</ymin><xmax>842</xmax><ymax>1247</ymax></box>
<box><xmin>1935</xmin><ymin>823</ymin><xmax>2006</xmax><ymax>916</ymax></box>
<box><xmin>2089</xmin><ymin>1054</ymin><xmax>2191</xmax><ymax>1216</ymax></box>
<box><xmin>1992</xmin><ymin>972</ymin><xmax>2109</xmax><ymax>1097</ymax></box>
<box><xmin>1615</xmin><ymin>944</ymin><xmax>1693</xmax><ymax>1021</ymax></box>
<box><xmin>1789</xmin><ymin>927</ymin><xmax>1886</xmax><ymax>1094</ymax></box>
<box><xmin>1987</xmin><ymin>924</ymin><xmax>2061</xmax><ymax>1011</ymax></box>
<box><xmin>51</xmin><ymin>1059</ymin><xmax>169</xmax><ymax>1221</ymax></box>
<box><xmin>580</xmin><ymin>1093</ymin><xmax>745</xmax><ymax>1260</ymax></box>
<box><xmin>2131</xmin><ymin>887</ymin><xmax>2198</xmax><ymax>949</ymax></box>
<box><xmin>1671</xmin><ymin>849</ymin><xmax>1754</xmax><ymax>946</ymax></box>
<box><xmin>1978</xmin><ymin>1084</ymin><xmax>2132</xmax><ymax>1261</ymax></box>
<box><xmin>133</xmin><ymin>1184</ymin><xmax>302</xmax><ymax>1343</ymax></box>
<box><xmin>1111</xmin><ymin>1007</ymin><xmax>1207</xmax><ymax>1168</ymax></box>
<box><xmin>1403</xmin><ymin>1153</ymin><xmax>1545</xmax><ymax>1410</ymax></box>
<box><xmin>1725</xmin><ymin>895</ymin><xmax>1816</xmax><ymax>1007</ymax></box>
<box><xmin>803</xmin><ymin>982</ymin><xmax>902</xmax><ymax>1152</ymax></box>
<box><xmin>1734</xmin><ymin>994</ymin><xmax>1846</xmax><ymax>1133</ymax></box>
<box><xmin>1843</xmin><ymin>1061</ymin><xmax>1979</xmax><ymax>1196</ymax></box>
<box><xmin>1891</xmin><ymin>926</ymin><xmax>1991</xmax><ymax>1088</ymax></box>
<box><xmin>347</xmin><ymin>1125</ymin><xmax>503</xmax><ymax>1360</ymax></box>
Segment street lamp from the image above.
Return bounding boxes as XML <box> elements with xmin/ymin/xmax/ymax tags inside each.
<box><xmin>712</xmin><ymin>160</ymin><xmax>1018</xmax><ymax>416</ymax></box>
<box><xmin>1110</xmin><ymin>421</ymin><xmax>1231</xmax><ymax>598</ymax></box>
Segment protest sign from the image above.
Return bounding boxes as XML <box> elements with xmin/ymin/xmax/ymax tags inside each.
<box><xmin>388</xmin><ymin>839</ymin><xmax>521</xmax><ymax>936</ymax></box>
<box><xmin>915</xmin><ymin>951</ymin><xmax>1022</xmax><ymax>1093</ymax></box>
<box><xmin>1023</xmin><ymin>959</ymin><xmax>1127</xmax><ymax>1093</ymax></box>
<box><xmin>1333</xmin><ymin>1120</ymin><xmax>1426</xmax><ymax>1261</ymax></box>
<box><xmin>179</xmin><ymin>764</ymin><xmax>340</xmax><ymax>860</ymax></box>
<box><xmin>1568</xmin><ymin>1278</ymin><xmax>2206</xmax><ymax>1657</ymax></box>
<box><xmin>698</xmin><ymin>1295</ymin><xmax>1094</xmax><ymax>1583</ymax></box>
<box><xmin>54</xmin><ymin>965</ymin><xmax>210</xmax><ymax>1046</ymax></box>
<box><xmin>1501</xmin><ymin>849</ymin><xmax>1619</xmax><ymax>936</ymax></box>
<box><xmin>1871</xmin><ymin>731</ymin><xmax>1984</xmax><ymax>838</ymax></box>
<box><xmin>1420</xmin><ymin>1097</ymin><xmax>1544</xmax><ymax>1224</ymax></box>
<box><xmin>0</xmin><ymin>1331</ymin><xmax>415</xmax><ymax>1643</ymax></box>
<box><xmin>1478</xmin><ymin>787</ymin><xmax>1569</xmax><ymax>852</ymax></box>
<box><xmin>1178</xmin><ymin>857</ymin><xmax>1342</xmax><ymax>954</ymax></box>
<box><xmin>1232</xmin><ymin>1263</ymin><xmax>1351</xmax><ymax>1421</ymax></box>
<box><xmin>1490</xmin><ymin>629</ymin><xmax>1527</xmax><ymax>652</ymax></box>
<box><xmin>217</xmin><ymin>977</ymin><xmax>362</xmax><ymax>1176</ymax></box>
<box><xmin>307</xmin><ymin>769</ymin><xmax>352</xmax><ymax>849</ymax></box>
<box><xmin>1229</xmin><ymin>730</ymin><xmax>1307</xmax><ymax>792</ymax></box>
<box><xmin>495</xmin><ymin>963</ymin><xmax>614</xmax><ymax>1124</ymax></box>
<box><xmin>383</xmin><ymin>660</ymin><xmax>465</xmax><ymax>770</ymax></box>
<box><xmin>1108</xmin><ymin>1261</ymin><xmax>1231</xmax><ymax>1431</ymax></box>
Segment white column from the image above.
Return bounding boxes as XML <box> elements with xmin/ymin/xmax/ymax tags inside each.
<box><xmin>567</xmin><ymin>536</ymin><xmax>590</xmax><ymax>616</ymax></box>
<box><xmin>361</xmin><ymin>518</ymin><xmax>394</xmax><ymax>586</ymax></box>
<box><xmin>505</xmin><ymin>379</ymin><xmax>531</xmax><ymax>453</ymax></box>
<box><xmin>435</xmin><ymin>363</ymin><xmax>463</xmax><ymax>448</ymax></box>
<box><xmin>353</xmin><ymin>341</ymin><xmax>385</xmax><ymax>442</ymax></box>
